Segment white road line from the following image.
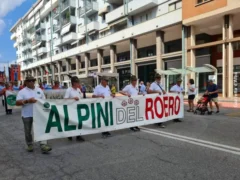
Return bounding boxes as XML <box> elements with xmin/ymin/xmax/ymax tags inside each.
<box><xmin>141</xmin><ymin>127</ymin><xmax>240</xmax><ymax>156</ymax></box>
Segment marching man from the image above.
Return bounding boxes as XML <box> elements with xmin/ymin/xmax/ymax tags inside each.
<box><xmin>147</xmin><ymin>73</ymin><xmax>166</xmax><ymax>128</ymax></box>
<box><xmin>120</xmin><ymin>75</ymin><xmax>143</xmax><ymax>132</ymax></box>
<box><xmin>64</xmin><ymin>76</ymin><xmax>85</xmax><ymax>142</ymax></box>
<box><xmin>92</xmin><ymin>76</ymin><xmax>115</xmax><ymax>138</ymax></box>
<box><xmin>170</xmin><ymin>78</ymin><xmax>184</xmax><ymax>122</ymax></box>
<box><xmin>16</xmin><ymin>75</ymin><xmax>52</xmax><ymax>153</ymax></box>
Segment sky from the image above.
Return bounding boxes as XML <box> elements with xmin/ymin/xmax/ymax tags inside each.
<box><xmin>0</xmin><ymin>0</ymin><xmax>36</xmax><ymax>64</ymax></box>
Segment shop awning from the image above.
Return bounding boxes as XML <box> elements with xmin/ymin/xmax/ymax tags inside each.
<box><xmin>99</xmin><ymin>26</ymin><xmax>111</xmax><ymax>33</ymax></box>
<box><xmin>109</xmin><ymin>17</ymin><xmax>127</xmax><ymax>27</ymax></box>
<box><xmin>34</xmin><ymin>19</ymin><xmax>40</xmax><ymax>26</ymax></box>
<box><xmin>98</xmin><ymin>5</ymin><xmax>109</xmax><ymax>16</ymax></box>
<box><xmin>31</xmin><ymin>42</ymin><xmax>42</xmax><ymax>50</ymax></box>
<box><xmin>61</xmin><ymin>24</ymin><xmax>71</xmax><ymax>35</ymax></box>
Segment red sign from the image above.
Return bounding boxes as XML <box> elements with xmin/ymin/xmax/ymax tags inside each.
<box><xmin>10</xmin><ymin>65</ymin><xmax>21</xmax><ymax>81</ymax></box>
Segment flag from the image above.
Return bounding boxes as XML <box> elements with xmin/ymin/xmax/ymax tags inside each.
<box><xmin>45</xmin><ymin>66</ymin><xmax>52</xmax><ymax>75</ymax></box>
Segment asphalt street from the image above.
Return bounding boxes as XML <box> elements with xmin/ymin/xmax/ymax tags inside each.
<box><xmin>0</xmin><ymin>105</ymin><xmax>240</xmax><ymax>180</ymax></box>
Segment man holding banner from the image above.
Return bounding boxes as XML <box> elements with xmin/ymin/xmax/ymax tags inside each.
<box><xmin>120</xmin><ymin>75</ymin><xmax>142</xmax><ymax>132</ymax></box>
<box><xmin>147</xmin><ymin>73</ymin><xmax>166</xmax><ymax>128</ymax></box>
<box><xmin>64</xmin><ymin>76</ymin><xmax>85</xmax><ymax>142</ymax></box>
<box><xmin>92</xmin><ymin>76</ymin><xmax>115</xmax><ymax>138</ymax></box>
<box><xmin>16</xmin><ymin>75</ymin><xmax>52</xmax><ymax>153</ymax></box>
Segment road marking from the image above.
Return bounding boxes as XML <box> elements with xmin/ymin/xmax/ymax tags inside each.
<box><xmin>141</xmin><ymin>127</ymin><xmax>240</xmax><ymax>156</ymax></box>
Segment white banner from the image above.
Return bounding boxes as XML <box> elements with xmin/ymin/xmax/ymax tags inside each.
<box><xmin>33</xmin><ymin>94</ymin><xmax>184</xmax><ymax>142</ymax></box>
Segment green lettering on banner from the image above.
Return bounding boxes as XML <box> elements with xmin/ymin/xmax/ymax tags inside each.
<box><xmin>63</xmin><ymin>105</ymin><xmax>77</xmax><ymax>131</ymax></box>
<box><xmin>97</xmin><ymin>102</ymin><xmax>109</xmax><ymax>128</ymax></box>
<box><xmin>45</xmin><ymin>105</ymin><xmax>63</xmax><ymax>133</ymax></box>
<box><xmin>109</xmin><ymin>102</ymin><xmax>113</xmax><ymax>126</ymax></box>
<box><xmin>91</xmin><ymin>103</ymin><xmax>96</xmax><ymax>129</ymax></box>
<box><xmin>77</xmin><ymin>104</ymin><xmax>90</xmax><ymax>129</ymax></box>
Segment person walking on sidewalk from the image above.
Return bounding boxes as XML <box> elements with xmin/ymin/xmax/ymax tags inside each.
<box><xmin>16</xmin><ymin>75</ymin><xmax>52</xmax><ymax>153</ymax></box>
<box><xmin>64</xmin><ymin>76</ymin><xmax>85</xmax><ymax>142</ymax></box>
<box><xmin>92</xmin><ymin>76</ymin><xmax>115</xmax><ymax>138</ymax></box>
<box><xmin>170</xmin><ymin>78</ymin><xmax>184</xmax><ymax>122</ymax></box>
<box><xmin>120</xmin><ymin>75</ymin><xmax>143</xmax><ymax>132</ymax></box>
<box><xmin>187</xmin><ymin>79</ymin><xmax>196</xmax><ymax>112</ymax></box>
<box><xmin>206</xmin><ymin>79</ymin><xmax>220</xmax><ymax>113</ymax></box>
<box><xmin>147</xmin><ymin>73</ymin><xmax>166</xmax><ymax>128</ymax></box>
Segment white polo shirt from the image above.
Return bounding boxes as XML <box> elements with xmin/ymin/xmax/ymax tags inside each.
<box><xmin>16</xmin><ymin>87</ymin><xmax>45</xmax><ymax>118</ymax></box>
<box><xmin>170</xmin><ymin>84</ymin><xmax>183</xmax><ymax>93</ymax></box>
<box><xmin>93</xmin><ymin>84</ymin><xmax>111</xmax><ymax>97</ymax></box>
<box><xmin>64</xmin><ymin>87</ymin><xmax>82</xmax><ymax>99</ymax></box>
<box><xmin>122</xmin><ymin>84</ymin><xmax>139</xmax><ymax>96</ymax></box>
<box><xmin>149</xmin><ymin>82</ymin><xmax>165</xmax><ymax>94</ymax></box>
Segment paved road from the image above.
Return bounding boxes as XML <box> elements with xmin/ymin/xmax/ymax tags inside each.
<box><xmin>0</xmin><ymin>106</ymin><xmax>240</xmax><ymax>180</ymax></box>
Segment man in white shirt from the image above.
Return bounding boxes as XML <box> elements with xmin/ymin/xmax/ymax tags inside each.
<box><xmin>92</xmin><ymin>76</ymin><xmax>115</xmax><ymax>138</ymax></box>
<box><xmin>64</xmin><ymin>76</ymin><xmax>85</xmax><ymax>142</ymax></box>
<box><xmin>170</xmin><ymin>78</ymin><xmax>184</xmax><ymax>122</ymax></box>
<box><xmin>16</xmin><ymin>75</ymin><xmax>52</xmax><ymax>153</ymax></box>
<box><xmin>120</xmin><ymin>75</ymin><xmax>143</xmax><ymax>132</ymax></box>
<box><xmin>140</xmin><ymin>81</ymin><xmax>146</xmax><ymax>94</ymax></box>
<box><xmin>148</xmin><ymin>73</ymin><xmax>166</xmax><ymax>128</ymax></box>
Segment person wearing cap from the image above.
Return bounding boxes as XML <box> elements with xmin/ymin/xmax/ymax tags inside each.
<box><xmin>170</xmin><ymin>78</ymin><xmax>184</xmax><ymax>122</ymax></box>
<box><xmin>52</xmin><ymin>81</ymin><xmax>61</xmax><ymax>90</ymax></box>
<box><xmin>120</xmin><ymin>75</ymin><xmax>143</xmax><ymax>132</ymax></box>
<box><xmin>147</xmin><ymin>73</ymin><xmax>166</xmax><ymax>128</ymax></box>
<box><xmin>64</xmin><ymin>76</ymin><xmax>85</xmax><ymax>142</ymax></box>
<box><xmin>16</xmin><ymin>75</ymin><xmax>52</xmax><ymax>153</ymax></box>
<box><xmin>206</xmin><ymin>79</ymin><xmax>219</xmax><ymax>113</ymax></box>
<box><xmin>92</xmin><ymin>76</ymin><xmax>115</xmax><ymax>138</ymax></box>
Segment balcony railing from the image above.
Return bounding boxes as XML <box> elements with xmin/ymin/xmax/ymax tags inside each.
<box><xmin>61</xmin><ymin>16</ymin><xmax>76</xmax><ymax>26</ymax></box>
<box><xmin>53</xmin><ymin>25</ymin><xmax>60</xmax><ymax>32</ymax></box>
<box><xmin>53</xmin><ymin>7</ymin><xmax>59</xmax><ymax>17</ymax></box>
<box><xmin>61</xmin><ymin>0</ymin><xmax>76</xmax><ymax>11</ymax></box>
<box><xmin>79</xmin><ymin>1</ymin><xmax>98</xmax><ymax>17</ymax></box>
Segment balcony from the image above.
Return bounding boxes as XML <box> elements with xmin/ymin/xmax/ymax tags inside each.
<box><xmin>11</xmin><ymin>33</ymin><xmax>17</xmax><ymax>40</ymax></box>
<box><xmin>41</xmin><ymin>0</ymin><xmax>58</xmax><ymax>17</ymax></box>
<box><xmin>53</xmin><ymin>24</ymin><xmax>60</xmax><ymax>32</ymax></box>
<box><xmin>38</xmin><ymin>47</ymin><xmax>48</xmax><ymax>56</ymax></box>
<box><xmin>13</xmin><ymin>42</ymin><xmax>18</xmax><ymax>48</ymax></box>
<box><xmin>106</xmin><ymin>5</ymin><xmax>125</xmax><ymax>24</ymax></box>
<box><xmin>62</xmin><ymin>32</ymin><xmax>77</xmax><ymax>44</ymax></box>
<box><xmin>22</xmin><ymin>44</ymin><xmax>31</xmax><ymax>52</ymax></box>
<box><xmin>22</xmin><ymin>54</ymin><xmax>33</xmax><ymax>61</ymax></box>
<box><xmin>61</xmin><ymin>16</ymin><xmax>76</xmax><ymax>26</ymax></box>
<box><xmin>31</xmin><ymin>35</ymin><xmax>46</xmax><ymax>49</ymax></box>
<box><xmin>128</xmin><ymin>0</ymin><xmax>158</xmax><ymax>15</ymax></box>
<box><xmin>53</xmin><ymin>7</ymin><xmax>60</xmax><ymax>17</ymax></box>
<box><xmin>35</xmin><ymin>23</ymin><xmax>45</xmax><ymax>31</ymax></box>
<box><xmin>61</xmin><ymin>0</ymin><xmax>76</xmax><ymax>12</ymax></box>
<box><xmin>79</xmin><ymin>21</ymin><xmax>99</xmax><ymax>35</ymax></box>
<box><xmin>54</xmin><ymin>38</ymin><xmax>61</xmax><ymax>46</ymax></box>
<box><xmin>32</xmin><ymin>51</ymin><xmax>37</xmax><ymax>57</ymax></box>
<box><xmin>23</xmin><ymin>34</ymin><xmax>31</xmax><ymax>40</ymax></box>
<box><xmin>79</xmin><ymin>1</ymin><xmax>98</xmax><ymax>17</ymax></box>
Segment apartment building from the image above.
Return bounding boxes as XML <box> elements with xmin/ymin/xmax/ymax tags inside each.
<box><xmin>183</xmin><ymin>0</ymin><xmax>240</xmax><ymax>98</ymax></box>
<box><xmin>10</xmin><ymin>0</ymin><xmax>183</xmax><ymax>90</ymax></box>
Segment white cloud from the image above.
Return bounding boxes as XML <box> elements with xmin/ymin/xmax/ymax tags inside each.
<box><xmin>0</xmin><ymin>0</ymin><xmax>26</xmax><ymax>35</ymax></box>
<box><xmin>0</xmin><ymin>0</ymin><xmax>26</xmax><ymax>17</ymax></box>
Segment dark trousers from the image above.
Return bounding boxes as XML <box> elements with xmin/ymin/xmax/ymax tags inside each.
<box><xmin>22</xmin><ymin>117</ymin><xmax>47</xmax><ymax>146</ymax></box>
<box><xmin>4</xmin><ymin>95</ymin><xmax>12</xmax><ymax>114</ymax></box>
<box><xmin>83</xmin><ymin>92</ymin><xmax>86</xmax><ymax>99</ymax></box>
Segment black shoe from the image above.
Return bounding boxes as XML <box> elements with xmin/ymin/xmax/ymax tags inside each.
<box><xmin>174</xmin><ymin>119</ymin><xmax>182</xmax><ymax>122</ymax></box>
<box><xmin>76</xmin><ymin>136</ymin><xmax>85</xmax><ymax>142</ymax></box>
<box><xmin>135</xmin><ymin>127</ymin><xmax>140</xmax><ymax>131</ymax></box>
<box><xmin>216</xmin><ymin>111</ymin><xmax>219</xmax><ymax>113</ymax></box>
<box><xmin>68</xmin><ymin>137</ymin><xmax>73</xmax><ymax>141</ymax></box>
<box><xmin>157</xmin><ymin>123</ymin><xmax>166</xmax><ymax>128</ymax></box>
<box><xmin>130</xmin><ymin>127</ymin><xmax>137</xmax><ymax>132</ymax></box>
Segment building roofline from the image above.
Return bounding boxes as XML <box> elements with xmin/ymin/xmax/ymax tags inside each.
<box><xmin>10</xmin><ymin>0</ymin><xmax>43</xmax><ymax>32</ymax></box>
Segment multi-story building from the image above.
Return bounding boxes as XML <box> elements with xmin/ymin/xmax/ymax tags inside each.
<box><xmin>183</xmin><ymin>0</ymin><xmax>240</xmax><ymax>98</ymax></box>
<box><xmin>10</xmin><ymin>0</ymin><xmax>183</xmax><ymax>90</ymax></box>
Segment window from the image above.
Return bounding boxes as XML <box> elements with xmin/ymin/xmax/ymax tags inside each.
<box><xmin>196</xmin><ymin>0</ymin><xmax>212</xmax><ymax>5</ymax></box>
<box><xmin>169</xmin><ymin>3</ymin><xmax>175</xmax><ymax>12</ymax></box>
<box><xmin>217</xmin><ymin>45</ymin><xmax>222</xmax><ymax>53</ymax></box>
<box><xmin>48</xmin><ymin>28</ymin><xmax>51</xmax><ymax>34</ymax></box>
<box><xmin>146</xmin><ymin>14</ymin><xmax>148</xmax><ymax>21</ymax></box>
<box><xmin>233</xmin><ymin>41</ymin><xmax>240</xmax><ymax>51</ymax></box>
